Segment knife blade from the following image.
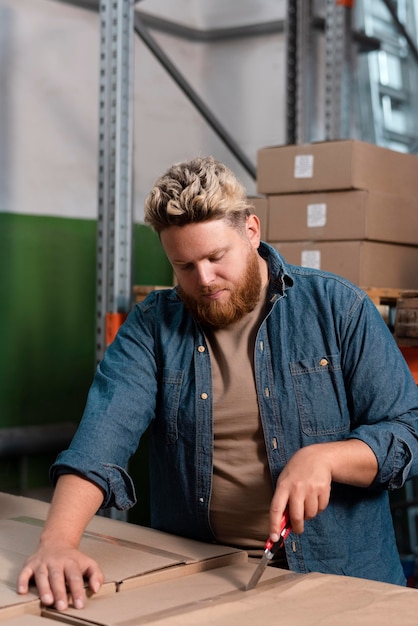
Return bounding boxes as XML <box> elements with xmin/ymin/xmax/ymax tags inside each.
<box><xmin>245</xmin><ymin>510</ymin><xmax>291</xmax><ymax>591</ymax></box>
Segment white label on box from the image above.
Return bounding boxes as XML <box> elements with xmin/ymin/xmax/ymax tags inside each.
<box><xmin>294</xmin><ymin>154</ymin><xmax>314</xmax><ymax>178</ymax></box>
<box><xmin>307</xmin><ymin>203</ymin><xmax>327</xmax><ymax>227</ymax></box>
<box><xmin>301</xmin><ymin>250</ymin><xmax>321</xmax><ymax>269</ymax></box>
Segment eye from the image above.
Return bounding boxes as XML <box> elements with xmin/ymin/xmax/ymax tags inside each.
<box><xmin>209</xmin><ymin>253</ymin><xmax>224</xmax><ymax>263</ymax></box>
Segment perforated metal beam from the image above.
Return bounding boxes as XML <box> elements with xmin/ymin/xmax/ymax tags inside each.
<box><xmin>324</xmin><ymin>0</ymin><xmax>354</xmax><ymax>140</ymax></box>
<box><xmin>96</xmin><ymin>0</ymin><xmax>135</xmax><ymax>363</ymax></box>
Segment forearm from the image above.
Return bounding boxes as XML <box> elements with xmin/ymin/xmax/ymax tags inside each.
<box><xmin>315</xmin><ymin>439</ymin><xmax>378</xmax><ymax>487</ymax></box>
<box><xmin>40</xmin><ymin>474</ymin><xmax>104</xmax><ymax>548</ymax></box>
<box><xmin>270</xmin><ymin>439</ymin><xmax>378</xmax><ymax>537</ymax></box>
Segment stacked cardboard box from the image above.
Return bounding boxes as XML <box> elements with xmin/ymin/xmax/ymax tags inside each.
<box><xmin>254</xmin><ymin>140</ymin><xmax>418</xmax><ymax>289</ymax></box>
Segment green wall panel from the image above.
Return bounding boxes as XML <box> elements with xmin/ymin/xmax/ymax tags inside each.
<box><xmin>0</xmin><ymin>214</ymin><xmax>97</xmax><ymax>428</ymax></box>
<box><xmin>0</xmin><ymin>214</ymin><xmax>171</xmax><ymax>512</ymax></box>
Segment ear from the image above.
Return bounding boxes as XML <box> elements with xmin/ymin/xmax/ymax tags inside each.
<box><xmin>246</xmin><ymin>213</ymin><xmax>261</xmax><ymax>249</ymax></box>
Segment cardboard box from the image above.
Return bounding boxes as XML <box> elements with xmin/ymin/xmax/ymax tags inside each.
<box><xmin>257</xmin><ymin>140</ymin><xmax>418</xmax><ymax>196</ymax></box>
<box><xmin>2</xmin><ymin>494</ymin><xmax>418</xmax><ymax>625</ymax></box>
<box><xmin>248</xmin><ymin>195</ymin><xmax>267</xmax><ymax>241</ymax></box>
<box><xmin>42</xmin><ymin>564</ymin><xmax>418</xmax><ymax>626</ymax></box>
<box><xmin>0</xmin><ymin>614</ymin><xmax>64</xmax><ymax>625</ymax></box>
<box><xmin>48</xmin><ymin>562</ymin><xmax>294</xmax><ymax>626</ymax></box>
<box><xmin>0</xmin><ymin>493</ymin><xmax>245</xmax><ymax>611</ymax></box>
<box><xmin>272</xmin><ymin>241</ymin><xmax>418</xmax><ymax>289</ymax></box>
<box><xmin>267</xmin><ymin>190</ymin><xmax>418</xmax><ymax>245</ymax></box>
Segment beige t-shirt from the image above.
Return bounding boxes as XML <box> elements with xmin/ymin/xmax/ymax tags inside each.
<box><xmin>204</xmin><ymin>285</ymin><xmax>274</xmax><ymax>550</ymax></box>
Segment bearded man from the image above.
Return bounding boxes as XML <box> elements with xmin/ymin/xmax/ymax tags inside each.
<box><xmin>18</xmin><ymin>156</ymin><xmax>418</xmax><ymax>611</ymax></box>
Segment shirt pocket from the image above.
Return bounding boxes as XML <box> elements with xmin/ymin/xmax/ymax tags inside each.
<box><xmin>154</xmin><ymin>367</ymin><xmax>183</xmax><ymax>444</ymax></box>
<box><xmin>289</xmin><ymin>354</ymin><xmax>350</xmax><ymax>437</ymax></box>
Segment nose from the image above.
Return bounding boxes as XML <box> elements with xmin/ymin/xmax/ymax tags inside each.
<box><xmin>196</xmin><ymin>261</ymin><xmax>214</xmax><ymax>286</ymax></box>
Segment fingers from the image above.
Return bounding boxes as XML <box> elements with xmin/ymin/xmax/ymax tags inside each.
<box><xmin>41</xmin><ymin>565</ymin><xmax>71</xmax><ymax>611</ymax></box>
<box><xmin>270</xmin><ymin>447</ymin><xmax>332</xmax><ymax>539</ymax></box>
<box><xmin>85</xmin><ymin>563</ymin><xmax>105</xmax><ymax>596</ymax></box>
<box><xmin>17</xmin><ymin>554</ymin><xmax>103</xmax><ymax>612</ymax></box>
<box><xmin>270</xmin><ymin>489</ymin><xmax>326</xmax><ymax>539</ymax></box>
<box><xmin>16</xmin><ymin>564</ymin><xmax>34</xmax><ymax>596</ymax></box>
<box><xmin>269</xmin><ymin>489</ymin><xmax>289</xmax><ymax>542</ymax></box>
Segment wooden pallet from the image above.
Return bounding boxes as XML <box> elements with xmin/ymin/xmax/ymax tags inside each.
<box><xmin>361</xmin><ymin>287</ymin><xmax>401</xmax><ymax>328</ymax></box>
<box><xmin>133</xmin><ymin>284</ymin><xmax>173</xmax><ymax>303</ymax></box>
<box><xmin>361</xmin><ymin>288</ymin><xmax>418</xmax><ymax>382</ymax></box>
<box><xmin>361</xmin><ymin>287</ymin><xmax>403</xmax><ymax>307</ymax></box>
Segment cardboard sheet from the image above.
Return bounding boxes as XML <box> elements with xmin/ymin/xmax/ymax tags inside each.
<box><xmin>0</xmin><ymin>494</ymin><xmax>49</xmax><ymax>522</ymax></box>
<box><xmin>0</xmin><ymin>518</ymin><xmax>182</xmax><ymax>589</ymax></box>
<box><xmin>0</xmin><ymin>516</ymin><xmax>244</xmax><ymax>592</ymax></box>
<box><xmin>46</xmin><ymin>562</ymin><xmax>418</xmax><ymax>626</ymax></box>
<box><xmin>0</xmin><ymin>583</ymin><xmax>38</xmax><ymax>612</ymax></box>
<box><xmin>0</xmin><ymin>617</ymin><xmax>61</xmax><ymax>625</ymax></box>
<box><xmin>45</xmin><ymin>562</ymin><xmax>293</xmax><ymax>625</ymax></box>
<box><xmin>3</xmin><ymin>493</ymin><xmax>418</xmax><ymax>626</ymax></box>
<box><xmin>0</xmin><ymin>494</ymin><xmax>244</xmax><ymax>573</ymax></box>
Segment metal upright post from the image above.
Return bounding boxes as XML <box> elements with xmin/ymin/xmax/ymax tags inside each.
<box><xmin>295</xmin><ymin>0</ymin><xmax>316</xmax><ymax>144</ymax></box>
<box><xmin>285</xmin><ymin>0</ymin><xmax>298</xmax><ymax>145</ymax></box>
<box><xmin>285</xmin><ymin>0</ymin><xmax>321</xmax><ymax>145</ymax></box>
<box><xmin>324</xmin><ymin>0</ymin><xmax>354</xmax><ymax>140</ymax></box>
<box><xmin>96</xmin><ymin>0</ymin><xmax>135</xmax><ymax>365</ymax></box>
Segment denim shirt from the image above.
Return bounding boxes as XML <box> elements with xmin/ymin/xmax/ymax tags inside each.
<box><xmin>51</xmin><ymin>243</ymin><xmax>418</xmax><ymax>585</ymax></box>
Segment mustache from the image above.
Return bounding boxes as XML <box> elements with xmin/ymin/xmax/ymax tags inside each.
<box><xmin>200</xmin><ymin>285</ymin><xmax>229</xmax><ymax>295</ymax></box>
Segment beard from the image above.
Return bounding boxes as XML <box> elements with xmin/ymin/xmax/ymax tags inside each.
<box><xmin>177</xmin><ymin>248</ymin><xmax>263</xmax><ymax>329</ymax></box>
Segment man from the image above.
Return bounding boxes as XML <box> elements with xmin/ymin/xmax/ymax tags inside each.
<box><xmin>17</xmin><ymin>156</ymin><xmax>418</xmax><ymax>611</ymax></box>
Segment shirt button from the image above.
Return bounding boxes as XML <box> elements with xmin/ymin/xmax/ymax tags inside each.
<box><xmin>319</xmin><ymin>358</ymin><xmax>328</xmax><ymax>367</ymax></box>
<box><xmin>198</xmin><ymin>346</ymin><xmax>205</xmax><ymax>353</ymax></box>
<box><xmin>201</xmin><ymin>393</ymin><xmax>208</xmax><ymax>400</ymax></box>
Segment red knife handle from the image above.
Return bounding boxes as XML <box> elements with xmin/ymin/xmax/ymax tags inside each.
<box><xmin>264</xmin><ymin>510</ymin><xmax>292</xmax><ymax>557</ymax></box>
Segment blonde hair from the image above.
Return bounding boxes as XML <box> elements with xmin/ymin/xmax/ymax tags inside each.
<box><xmin>144</xmin><ymin>156</ymin><xmax>252</xmax><ymax>234</ymax></box>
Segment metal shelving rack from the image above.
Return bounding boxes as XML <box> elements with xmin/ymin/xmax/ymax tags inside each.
<box><xmin>94</xmin><ymin>0</ymin><xmax>418</xmax><ymax>534</ymax></box>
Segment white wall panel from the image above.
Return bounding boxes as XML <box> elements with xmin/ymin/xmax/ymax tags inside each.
<box><xmin>0</xmin><ymin>0</ymin><xmax>287</xmax><ymax>221</ymax></box>
<box><xmin>140</xmin><ymin>0</ymin><xmax>286</xmax><ymax>29</ymax></box>
<box><xmin>0</xmin><ymin>0</ymin><xmax>99</xmax><ymax>218</ymax></box>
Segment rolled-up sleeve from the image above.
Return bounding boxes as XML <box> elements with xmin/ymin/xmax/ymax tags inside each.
<box><xmin>50</xmin><ymin>449</ymin><xmax>137</xmax><ymax>509</ymax></box>
<box><xmin>50</xmin><ymin>299</ymin><xmax>159</xmax><ymax>510</ymax></box>
<box><xmin>343</xmin><ymin>295</ymin><xmax>418</xmax><ymax>490</ymax></box>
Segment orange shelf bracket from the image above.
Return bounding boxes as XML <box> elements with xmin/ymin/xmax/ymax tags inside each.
<box><xmin>399</xmin><ymin>346</ymin><xmax>418</xmax><ymax>384</ymax></box>
<box><xmin>105</xmin><ymin>312</ymin><xmax>128</xmax><ymax>347</ymax></box>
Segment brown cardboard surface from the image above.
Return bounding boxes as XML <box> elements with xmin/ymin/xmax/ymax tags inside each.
<box><xmin>43</xmin><ymin>564</ymin><xmax>418</xmax><ymax>626</ymax></box>
<box><xmin>257</xmin><ymin>140</ymin><xmax>418</xmax><ymax>196</ymax></box>
<box><xmin>0</xmin><ymin>518</ymin><xmax>245</xmax><ymax>590</ymax></box>
<box><xmin>0</xmin><ymin>493</ymin><xmax>245</xmax><ymax>611</ymax></box>
<box><xmin>267</xmin><ymin>190</ymin><xmax>418</xmax><ymax>245</ymax></box>
<box><xmin>2</xmin><ymin>495</ymin><xmax>418</xmax><ymax>625</ymax></box>
<box><xmin>248</xmin><ymin>195</ymin><xmax>267</xmax><ymax>240</ymax></box>
<box><xmin>144</xmin><ymin>572</ymin><xmax>418</xmax><ymax>626</ymax></box>
<box><xmin>0</xmin><ymin>518</ymin><xmax>181</xmax><ymax>589</ymax></box>
<box><xmin>0</xmin><ymin>494</ymin><xmax>243</xmax><ymax>573</ymax></box>
<box><xmin>47</xmin><ymin>562</ymin><xmax>294</xmax><ymax>626</ymax></box>
<box><xmin>0</xmin><ymin>583</ymin><xmax>38</xmax><ymax>612</ymax></box>
<box><xmin>273</xmin><ymin>240</ymin><xmax>418</xmax><ymax>289</ymax></box>
<box><xmin>0</xmin><ymin>494</ymin><xmax>49</xmax><ymax>521</ymax></box>
<box><xmin>0</xmin><ymin>616</ymin><xmax>60</xmax><ymax>625</ymax></box>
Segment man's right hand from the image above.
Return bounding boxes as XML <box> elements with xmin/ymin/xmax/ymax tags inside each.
<box><xmin>17</xmin><ymin>543</ymin><xmax>104</xmax><ymax>611</ymax></box>
<box><xmin>16</xmin><ymin>473</ymin><xmax>106</xmax><ymax>611</ymax></box>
